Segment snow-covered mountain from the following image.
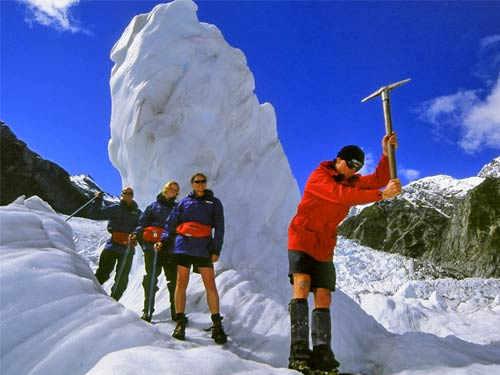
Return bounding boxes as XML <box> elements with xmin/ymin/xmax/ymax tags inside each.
<box><xmin>401</xmin><ymin>156</ymin><xmax>499</xmax><ymax>216</ymax></box>
<box><xmin>1</xmin><ymin>121</ymin><xmax>117</xmax><ymax>218</ymax></box>
<box><xmin>70</xmin><ymin>174</ymin><xmax>119</xmax><ymax>206</ymax></box>
<box><xmin>478</xmin><ymin>156</ymin><xmax>500</xmax><ymax>178</ymax></box>
<box><xmin>402</xmin><ymin>174</ymin><xmax>484</xmax><ymax>217</ymax></box>
<box><xmin>339</xmin><ymin>156</ymin><xmax>500</xmax><ymax>278</ymax></box>
<box><xmin>349</xmin><ymin>156</ymin><xmax>499</xmax><ymax>218</ymax></box>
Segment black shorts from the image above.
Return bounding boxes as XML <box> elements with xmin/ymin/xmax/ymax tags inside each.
<box><xmin>288</xmin><ymin>250</ymin><xmax>336</xmax><ymax>291</ymax></box>
<box><xmin>174</xmin><ymin>254</ymin><xmax>213</xmax><ymax>269</ymax></box>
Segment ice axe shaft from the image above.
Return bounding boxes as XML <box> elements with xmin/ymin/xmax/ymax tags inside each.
<box><xmin>361</xmin><ymin>78</ymin><xmax>410</xmax><ymax>179</ymax></box>
<box><xmin>381</xmin><ymin>89</ymin><xmax>397</xmax><ymax>179</ymax></box>
<box><xmin>65</xmin><ymin>195</ymin><xmax>98</xmax><ymax>221</ymax></box>
<box><xmin>146</xmin><ymin>249</ymin><xmax>159</xmax><ymax>321</ymax></box>
<box><xmin>111</xmin><ymin>241</ymin><xmax>133</xmax><ymax>300</ymax></box>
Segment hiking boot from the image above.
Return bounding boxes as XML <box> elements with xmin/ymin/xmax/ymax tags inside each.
<box><xmin>310</xmin><ymin>344</ymin><xmax>340</xmax><ymax>372</ymax></box>
<box><xmin>211</xmin><ymin>323</ymin><xmax>227</xmax><ymax>344</ymax></box>
<box><xmin>211</xmin><ymin>314</ymin><xmax>227</xmax><ymax>344</ymax></box>
<box><xmin>289</xmin><ymin>341</ymin><xmax>312</xmax><ymax>374</ymax></box>
<box><xmin>172</xmin><ymin>321</ymin><xmax>186</xmax><ymax>340</ymax></box>
<box><xmin>173</xmin><ymin>314</ymin><xmax>189</xmax><ymax>323</ymax></box>
<box><xmin>141</xmin><ymin>312</ymin><xmax>152</xmax><ymax>323</ymax></box>
<box><xmin>172</xmin><ymin>313</ymin><xmax>188</xmax><ymax>340</ymax></box>
<box><xmin>311</xmin><ymin>370</ymin><xmax>340</xmax><ymax>375</ymax></box>
<box><xmin>288</xmin><ymin>358</ymin><xmax>313</xmax><ymax>374</ymax></box>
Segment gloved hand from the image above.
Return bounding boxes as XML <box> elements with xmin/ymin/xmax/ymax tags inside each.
<box><xmin>128</xmin><ymin>234</ymin><xmax>138</xmax><ymax>247</ymax></box>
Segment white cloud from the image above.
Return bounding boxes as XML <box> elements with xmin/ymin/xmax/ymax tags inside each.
<box><xmin>480</xmin><ymin>34</ymin><xmax>500</xmax><ymax>49</ymax></box>
<box><xmin>476</xmin><ymin>35</ymin><xmax>500</xmax><ymax>84</ymax></box>
<box><xmin>359</xmin><ymin>152</ymin><xmax>375</xmax><ymax>175</ymax></box>
<box><xmin>418</xmin><ymin>75</ymin><xmax>500</xmax><ymax>154</ymax></box>
<box><xmin>460</xmin><ymin>76</ymin><xmax>500</xmax><ymax>152</ymax></box>
<box><xmin>399</xmin><ymin>168</ymin><xmax>421</xmax><ymax>182</ymax></box>
<box><xmin>361</xmin><ymin>152</ymin><xmax>420</xmax><ymax>183</ymax></box>
<box><xmin>20</xmin><ymin>0</ymin><xmax>85</xmax><ymax>33</ymax></box>
<box><xmin>418</xmin><ymin>36</ymin><xmax>500</xmax><ymax>154</ymax></box>
<box><xmin>420</xmin><ymin>90</ymin><xmax>479</xmax><ymax>126</ymax></box>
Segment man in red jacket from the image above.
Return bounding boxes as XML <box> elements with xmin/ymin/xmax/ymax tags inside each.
<box><xmin>287</xmin><ymin>134</ymin><xmax>402</xmax><ymax>374</ymax></box>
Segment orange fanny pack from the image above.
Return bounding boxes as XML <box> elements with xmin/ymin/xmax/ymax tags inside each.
<box><xmin>176</xmin><ymin>222</ymin><xmax>212</xmax><ymax>238</ymax></box>
<box><xmin>143</xmin><ymin>226</ymin><xmax>164</xmax><ymax>242</ymax></box>
<box><xmin>112</xmin><ymin>232</ymin><xmax>131</xmax><ymax>246</ymax></box>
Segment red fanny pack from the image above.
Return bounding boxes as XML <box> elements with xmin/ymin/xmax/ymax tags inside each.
<box><xmin>143</xmin><ymin>226</ymin><xmax>164</xmax><ymax>242</ymax></box>
<box><xmin>176</xmin><ymin>222</ymin><xmax>212</xmax><ymax>238</ymax></box>
<box><xmin>112</xmin><ymin>232</ymin><xmax>130</xmax><ymax>246</ymax></box>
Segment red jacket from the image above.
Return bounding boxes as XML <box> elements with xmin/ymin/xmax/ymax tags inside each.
<box><xmin>288</xmin><ymin>155</ymin><xmax>390</xmax><ymax>262</ymax></box>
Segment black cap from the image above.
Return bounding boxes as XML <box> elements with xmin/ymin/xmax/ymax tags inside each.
<box><xmin>337</xmin><ymin>145</ymin><xmax>365</xmax><ymax>165</ymax></box>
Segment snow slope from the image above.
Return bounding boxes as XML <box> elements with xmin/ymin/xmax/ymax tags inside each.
<box><xmin>70</xmin><ymin>174</ymin><xmax>119</xmax><ymax>205</ymax></box>
<box><xmin>478</xmin><ymin>156</ymin><xmax>500</xmax><ymax>178</ymax></box>
<box><xmin>402</xmin><ymin>174</ymin><xmax>484</xmax><ymax>216</ymax></box>
<box><xmin>349</xmin><ymin>156</ymin><xmax>500</xmax><ymax>218</ymax></box>
<box><xmin>1</xmin><ymin>196</ymin><xmax>499</xmax><ymax>375</ymax></box>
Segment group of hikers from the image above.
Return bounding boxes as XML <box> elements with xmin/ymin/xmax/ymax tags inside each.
<box><xmin>92</xmin><ymin>172</ymin><xmax>227</xmax><ymax>345</ymax></box>
<box><xmin>89</xmin><ymin>133</ymin><xmax>402</xmax><ymax>374</ymax></box>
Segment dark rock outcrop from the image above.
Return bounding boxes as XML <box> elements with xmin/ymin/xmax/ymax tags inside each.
<box><xmin>434</xmin><ymin>177</ymin><xmax>500</xmax><ymax>278</ymax></box>
<box><xmin>341</xmin><ymin>199</ymin><xmax>448</xmax><ymax>259</ymax></box>
<box><xmin>1</xmin><ymin>121</ymin><xmax>107</xmax><ymax>218</ymax></box>
<box><xmin>339</xmin><ymin>162</ymin><xmax>500</xmax><ymax>279</ymax></box>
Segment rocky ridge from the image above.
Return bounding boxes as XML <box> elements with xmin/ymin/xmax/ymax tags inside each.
<box><xmin>338</xmin><ymin>157</ymin><xmax>500</xmax><ymax>279</ymax></box>
<box><xmin>1</xmin><ymin>121</ymin><xmax>116</xmax><ymax>218</ymax></box>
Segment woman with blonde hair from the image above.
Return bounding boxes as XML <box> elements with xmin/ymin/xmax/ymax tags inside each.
<box><xmin>157</xmin><ymin>173</ymin><xmax>226</xmax><ymax>344</ymax></box>
<box><xmin>134</xmin><ymin>181</ymin><xmax>180</xmax><ymax>322</ymax></box>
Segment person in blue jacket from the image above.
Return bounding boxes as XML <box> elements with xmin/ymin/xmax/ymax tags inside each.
<box><xmin>93</xmin><ymin>187</ymin><xmax>142</xmax><ymax>300</ymax></box>
<box><xmin>156</xmin><ymin>172</ymin><xmax>227</xmax><ymax>344</ymax></box>
<box><xmin>133</xmin><ymin>181</ymin><xmax>180</xmax><ymax>322</ymax></box>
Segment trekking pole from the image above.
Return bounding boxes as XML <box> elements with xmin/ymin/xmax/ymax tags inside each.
<box><xmin>146</xmin><ymin>248</ymin><xmax>159</xmax><ymax>321</ymax></box>
<box><xmin>65</xmin><ymin>195</ymin><xmax>99</xmax><ymax>222</ymax></box>
<box><xmin>111</xmin><ymin>239</ymin><xmax>133</xmax><ymax>300</ymax></box>
<box><xmin>361</xmin><ymin>78</ymin><xmax>411</xmax><ymax>179</ymax></box>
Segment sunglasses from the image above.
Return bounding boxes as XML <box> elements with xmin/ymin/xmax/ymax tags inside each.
<box><xmin>346</xmin><ymin>159</ymin><xmax>363</xmax><ymax>172</ymax></box>
<box><xmin>122</xmin><ymin>191</ymin><xmax>134</xmax><ymax>195</ymax></box>
<box><xmin>193</xmin><ymin>180</ymin><xmax>207</xmax><ymax>184</ymax></box>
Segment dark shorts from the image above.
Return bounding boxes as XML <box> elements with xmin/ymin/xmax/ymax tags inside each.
<box><xmin>174</xmin><ymin>254</ymin><xmax>213</xmax><ymax>269</ymax></box>
<box><xmin>288</xmin><ymin>250</ymin><xmax>336</xmax><ymax>291</ymax></box>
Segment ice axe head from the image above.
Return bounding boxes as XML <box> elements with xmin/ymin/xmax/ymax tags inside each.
<box><xmin>361</xmin><ymin>78</ymin><xmax>411</xmax><ymax>179</ymax></box>
<box><xmin>361</xmin><ymin>78</ymin><xmax>411</xmax><ymax>103</ymax></box>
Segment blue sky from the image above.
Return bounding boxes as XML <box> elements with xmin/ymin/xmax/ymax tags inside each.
<box><xmin>2</xmin><ymin>0</ymin><xmax>500</xmax><ymax>196</ymax></box>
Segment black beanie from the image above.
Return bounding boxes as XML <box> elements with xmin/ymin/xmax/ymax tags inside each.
<box><xmin>337</xmin><ymin>145</ymin><xmax>365</xmax><ymax>164</ymax></box>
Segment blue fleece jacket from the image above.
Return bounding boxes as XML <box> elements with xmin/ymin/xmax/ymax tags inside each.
<box><xmin>162</xmin><ymin>189</ymin><xmax>224</xmax><ymax>259</ymax></box>
<box><xmin>92</xmin><ymin>197</ymin><xmax>142</xmax><ymax>253</ymax></box>
<box><xmin>135</xmin><ymin>193</ymin><xmax>177</xmax><ymax>251</ymax></box>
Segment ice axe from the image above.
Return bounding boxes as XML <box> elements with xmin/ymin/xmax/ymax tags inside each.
<box><xmin>145</xmin><ymin>248</ymin><xmax>159</xmax><ymax>322</ymax></box>
<box><xmin>361</xmin><ymin>78</ymin><xmax>410</xmax><ymax>179</ymax></box>
<box><xmin>65</xmin><ymin>194</ymin><xmax>99</xmax><ymax>221</ymax></box>
<box><xmin>110</xmin><ymin>240</ymin><xmax>134</xmax><ymax>300</ymax></box>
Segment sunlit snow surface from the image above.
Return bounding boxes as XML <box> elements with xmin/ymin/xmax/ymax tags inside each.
<box><xmin>1</xmin><ymin>196</ymin><xmax>499</xmax><ymax>375</ymax></box>
<box><xmin>2</xmin><ymin>0</ymin><xmax>499</xmax><ymax>374</ymax></box>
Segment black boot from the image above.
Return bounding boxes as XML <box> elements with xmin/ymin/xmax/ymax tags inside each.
<box><xmin>288</xmin><ymin>299</ymin><xmax>312</xmax><ymax>373</ymax></box>
<box><xmin>310</xmin><ymin>308</ymin><xmax>340</xmax><ymax>372</ymax></box>
<box><xmin>211</xmin><ymin>314</ymin><xmax>228</xmax><ymax>344</ymax></box>
<box><xmin>172</xmin><ymin>313</ymin><xmax>188</xmax><ymax>340</ymax></box>
<box><xmin>142</xmin><ymin>251</ymin><xmax>160</xmax><ymax>322</ymax></box>
<box><xmin>140</xmin><ymin>312</ymin><xmax>152</xmax><ymax>323</ymax></box>
<box><xmin>165</xmin><ymin>259</ymin><xmax>177</xmax><ymax>321</ymax></box>
<box><xmin>171</xmin><ymin>309</ymin><xmax>178</xmax><ymax>321</ymax></box>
